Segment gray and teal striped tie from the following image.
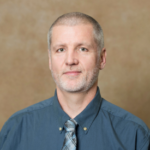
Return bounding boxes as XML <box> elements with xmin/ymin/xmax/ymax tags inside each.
<box><xmin>62</xmin><ymin>119</ymin><xmax>77</xmax><ymax>150</ymax></box>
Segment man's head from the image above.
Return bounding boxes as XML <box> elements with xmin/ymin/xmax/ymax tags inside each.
<box><xmin>47</xmin><ymin>12</ymin><xmax>106</xmax><ymax>93</ymax></box>
<box><xmin>48</xmin><ymin>12</ymin><xmax>104</xmax><ymax>56</ymax></box>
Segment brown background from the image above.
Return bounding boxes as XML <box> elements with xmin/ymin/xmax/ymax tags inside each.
<box><xmin>0</xmin><ymin>0</ymin><xmax>150</xmax><ymax>130</ymax></box>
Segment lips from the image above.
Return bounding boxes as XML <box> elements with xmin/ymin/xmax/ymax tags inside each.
<box><xmin>63</xmin><ymin>71</ymin><xmax>81</xmax><ymax>75</ymax></box>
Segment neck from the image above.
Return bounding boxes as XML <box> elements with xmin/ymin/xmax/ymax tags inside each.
<box><xmin>56</xmin><ymin>82</ymin><xmax>98</xmax><ymax>119</ymax></box>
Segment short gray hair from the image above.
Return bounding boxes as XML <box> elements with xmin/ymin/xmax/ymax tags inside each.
<box><xmin>47</xmin><ymin>12</ymin><xmax>104</xmax><ymax>54</ymax></box>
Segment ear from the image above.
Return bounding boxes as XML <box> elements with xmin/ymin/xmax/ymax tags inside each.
<box><xmin>99</xmin><ymin>48</ymin><xmax>106</xmax><ymax>70</ymax></box>
<box><xmin>48</xmin><ymin>49</ymin><xmax>51</xmax><ymax>70</ymax></box>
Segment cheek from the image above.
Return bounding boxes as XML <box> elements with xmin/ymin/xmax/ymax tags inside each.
<box><xmin>51</xmin><ymin>57</ymin><xmax>64</xmax><ymax>72</ymax></box>
<box><xmin>80</xmin><ymin>56</ymin><xmax>98</xmax><ymax>71</ymax></box>
<box><xmin>88</xmin><ymin>63</ymin><xmax>97</xmax><ymax>71</ymax></box>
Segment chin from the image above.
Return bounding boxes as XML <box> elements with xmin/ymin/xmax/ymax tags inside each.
<box><xmin>58</xmin><ymin>81</ymin><xmax>86</xmax><ymax>93</ymax></box>
<box><xmin>61</xmin><ymin>86</ymin><xmax>85</xmax><ymax>93</ymax></box>
<box><xmin>53</xmin><ymin>71</ymin><xmax>98</xmax><ymax>93</ymax></box>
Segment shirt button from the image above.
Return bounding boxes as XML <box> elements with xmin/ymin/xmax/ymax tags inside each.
<box><xmin>83</xmin><ymin>127</ymin><xmax>87</xmax><ymax>131</ymax></box>
<box><xmin>59</xmin><ymin>127</ymin><xmax>62</xmax><ymax>131</ymax></box>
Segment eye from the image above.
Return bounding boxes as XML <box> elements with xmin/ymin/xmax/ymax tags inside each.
<box><xmin>57</xmin><ymin>48</ymin><xmax>65</xmax><ymax>52</ymax></box>
<box><xmin>79</xmin><ymin>47</ymin><xmax>88</xmax><ymax>52</ymax></box>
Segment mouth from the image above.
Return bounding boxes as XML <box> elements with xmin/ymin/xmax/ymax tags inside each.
<box><xmin>63</xmin><ymin>71</ymin><xmax>81</xmax><ymax>76</ymax></box>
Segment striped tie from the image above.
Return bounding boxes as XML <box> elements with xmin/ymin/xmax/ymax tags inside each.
<box><xmin>62</xmin><ymin>119</ymin><xmax>77</xmax><ymax>150</ymax></box>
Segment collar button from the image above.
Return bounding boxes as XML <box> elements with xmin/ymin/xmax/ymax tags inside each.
<box><xmin>83</xmin><ymin>127</ymin><xmax>87</xmax><ymax>131</ymax></box>
<box><xmin>59</xmin><ymin>127</ymin><xmax>62</xmax><ymax>131</ymax></box>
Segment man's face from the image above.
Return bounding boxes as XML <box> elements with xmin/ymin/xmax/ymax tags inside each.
<box><xmin>49</xmin><ymin>24</ymin><xmax>102</xmax><ymax>92</ymax></box>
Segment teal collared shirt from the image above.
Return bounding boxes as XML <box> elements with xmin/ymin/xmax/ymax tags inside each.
<box><xmin>0</xmin><ymin>87</ymin><xmax>150</xmax><ymax>150</ymax></box>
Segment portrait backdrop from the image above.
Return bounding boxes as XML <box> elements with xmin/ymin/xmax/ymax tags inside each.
<box><xmin>0</xmin><ymin>0</ymin><xmax>150</xmax><ymax>129</ymax></box>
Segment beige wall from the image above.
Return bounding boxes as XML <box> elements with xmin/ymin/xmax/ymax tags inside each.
<box><xmin>0</xmin><ymin>0</ymin><xmax>150</xmax><ymax>130</ymax></box>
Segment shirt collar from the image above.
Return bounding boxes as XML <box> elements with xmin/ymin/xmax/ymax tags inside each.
<box><xmin>53</xmin><ymin>87</ymin><xmax>102</xmax><ymax>134</ymax></box>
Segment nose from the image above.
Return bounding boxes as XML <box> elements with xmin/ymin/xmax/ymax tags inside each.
<box><xmin>65</xmin><ymin>49</ymin><xmax>79</xmax><ymax>66</ymax></box>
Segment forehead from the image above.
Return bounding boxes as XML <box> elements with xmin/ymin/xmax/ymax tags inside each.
<box><xmin>51</xmin><ymin>24</ymin><xmax>95</xmax><ymax>46</ymax></box>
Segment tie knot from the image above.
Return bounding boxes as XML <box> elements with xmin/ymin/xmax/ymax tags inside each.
<box><xmin>64</xmin><ymin>119</ymin><xmax>77</xmax><ymax>132</ymax></box>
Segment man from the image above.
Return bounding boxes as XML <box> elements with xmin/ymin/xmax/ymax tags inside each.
<box><xmin>0</xmin><ymin>12</ymin><xmax>149</xmax><ymax>150</ymax></box>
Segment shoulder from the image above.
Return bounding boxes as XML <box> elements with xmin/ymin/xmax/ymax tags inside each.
<box><xmin>101</xmin><ymin>98</ymin><xmax>150</xmax><ymax>133</ymax></box>
<box><xmin>0</xmin><ymin>96</ymin><xmax>55</xmax><ymax>149</ymax></box>
<box><xmin>0</xmin><ymin>96</ymin><xmax>54</xmax><ymax>136</ymax></box>
<box><xmin>10</xmin><ymin>96</ymin><xmax>54</xmax><ymax>119</ymax></box>
<box><xmin>99</xmin><ymin>98</ymin><xmax>150</xmax><ymax>150</ymax></box>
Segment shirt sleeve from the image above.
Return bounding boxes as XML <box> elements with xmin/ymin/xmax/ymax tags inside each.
<box><xmin>0</xmin><ymin>131</ymin><xmax>7</xmax><ymax>150</ymax></box>
<box><xmin>0</xmin><ymin>121</ymin><xmax>11</xmax><ymax>150</ymax></box>
<box><xmin>140</xmin><ymin>130</ymin><xmax>150</xmax><ymax>150</ymax></box>
<box><xmin>0</xmin><ymin>124</ymin><xmax>8</xmax><ymax>149</ymax></box>
<box><xmin>0</xmin><ymin>116</ymin><xmax>19</xmax><ymax>150</ymax></box>
<box><xmin>140</xmin><ymin>139</ymin><xmax>150</xmax><ymax>150</ymax></box>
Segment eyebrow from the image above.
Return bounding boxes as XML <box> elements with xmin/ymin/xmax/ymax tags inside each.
<box><xmin>77</xmin><ymin>43</ymin><xmax>93</xmax><ymax>48</ymax></box>
<box><xmin>51</xmin><ymin>44</ymin><xmax>66</xmax><ymax>51</ymax></box>
<box><xmin>52</xmin><ymin>42</ymin><xmax>93</xmax><ymax>49</ymax></box>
